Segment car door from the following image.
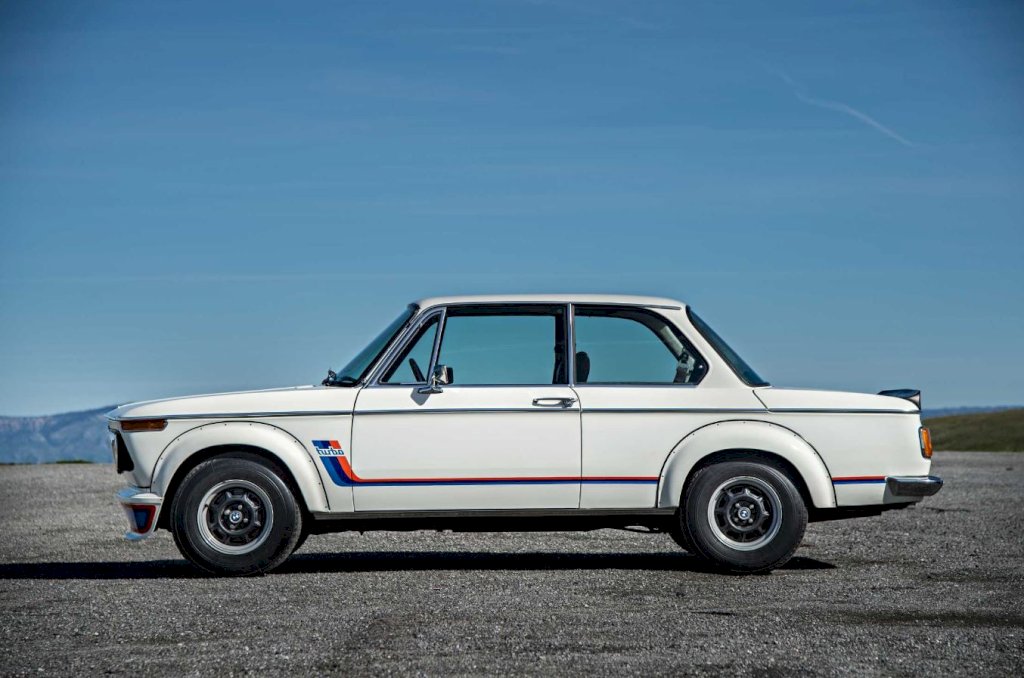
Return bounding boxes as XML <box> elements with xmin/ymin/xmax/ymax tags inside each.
<box><xmin>350</xmin><ymin>303</ymin><xmax>582</xmax><ymax>512</ymax></box>
<box><xmin>570</xmin><ymin>304</ymin><xmax>767</xmax><ymax>509</ymax></box>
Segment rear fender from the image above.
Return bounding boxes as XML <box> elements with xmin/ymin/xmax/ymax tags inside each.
<box><xmin>151</xmin><ymin>421</ymin><xmax>329</xmax><ymax>513</ymax></box>
<box><xmin>657</xmin><ymin>420</ymin><xmax>836</xmax><ymax>509</ymax></box>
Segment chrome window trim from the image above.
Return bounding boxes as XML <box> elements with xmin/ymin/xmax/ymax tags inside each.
<box><xmin>426</xmin><ymin>305</ymin><xmax>448</xmax><ymax>378</ymax></box>
<box><xmin>570</xmin><ymin>303</ymin><xmax>709</xmax><ymax>387</ymax></box>
<box><xmin>336</xmin><ymin>303</ymin><xmax>419</xmax><ymax>386</ymax></box>
<box><xmin>416</xmin><ymin>302</ymin><xmax>571</xmax><ymax>388</ymax></box>
<box><xmin>567</xmin><ymin>302</ymin><xmax>577</xmax><ymax>386</ymax></box>
<box><xmin>367</xmin><ymin>307</ymin><xmax>445</xmax><ymax>387</ymax></box>
<box><xmin>686</xmin><ymin>306</ymin><xmax>767</xmax><ymax>388</ymax></box>
<box><xmin>418</xmin><ymin>301</ymin><xmax>680</xmax><ymax>315</ymax></box>
<box><xmin>356</xmin><ymin>301</ymin><xmax>683</xmax><ymax>390</ymax></box>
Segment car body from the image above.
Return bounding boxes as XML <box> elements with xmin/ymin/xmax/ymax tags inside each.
<box><xmin>108</xmin><ymin>294</ymin><xmax>942</xmax><ymax>574</ymax></box>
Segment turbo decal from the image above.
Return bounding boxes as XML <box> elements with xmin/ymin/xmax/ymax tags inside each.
<box><xmin>312</xmin><ymin>440</ymin><xmax>345</xmax><ymax>455</ymax></box>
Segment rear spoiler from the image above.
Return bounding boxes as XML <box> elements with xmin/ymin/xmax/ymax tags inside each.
<box><xmin>878</xmin><ymin>389</ymin><xmax>921</xmax><ymax>410</ymax></box>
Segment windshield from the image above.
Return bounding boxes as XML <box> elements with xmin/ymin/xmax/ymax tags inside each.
<box><xmin>687</xmin><ymin>308</ymin><xmax>769</xmax><ymax>387</ymax></box>
<box><xmin>328</xmin><ymin>305</ymin><xmax>417</xmax><ymax>385</ymax></box>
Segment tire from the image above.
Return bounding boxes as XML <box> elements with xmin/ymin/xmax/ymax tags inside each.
<box><xmin>667</xmin><ymin>520</ymin><xmax>694</xmax><ymax>553</ymax></box>
<box><xmin>679</xmin><ymin>460</ymin><xmax>807</xmax><ymax>573</ymax></box>
<box><xmin>170</xmin><ymin>454</ymin><xmax>303</xmax><ymax>575</ymax></box>
<box><xmin>292</xmin><ymin>526</ymin><xmax>311</xmax><ymax>554</ymax></box>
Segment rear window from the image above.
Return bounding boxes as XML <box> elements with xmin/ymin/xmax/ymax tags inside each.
<box><xmin>687</xmin><ymin>308</ymin><xmax>769</xmax><ymax>387</ymax></box>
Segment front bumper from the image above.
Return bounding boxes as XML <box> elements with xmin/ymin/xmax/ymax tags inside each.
<box><xmin>886</xmin><ymin>475</ymin><xmax>944</xmax><ymax>498</ymax></box>
<box><xmin>116</xmin><ymin>487</ymin><xmax>163</xmax><ymax>541</ymax></box>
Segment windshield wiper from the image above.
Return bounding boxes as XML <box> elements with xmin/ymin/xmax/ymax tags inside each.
<box><xmin>322</xmin><ymin>370</ymin><xmax>359</xmax><ymax>387</ymax></box>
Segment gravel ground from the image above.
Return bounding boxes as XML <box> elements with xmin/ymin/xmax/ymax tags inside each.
<box><xmin>1</xmin><ymin>452</ymin><xmax>1022</xmax><ymax>676</ymax></box>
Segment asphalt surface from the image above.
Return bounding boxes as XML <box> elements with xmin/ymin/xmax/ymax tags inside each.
<box><xmin>1</xmin><ymin>452</ymin><xmax>1022</xmax><ymax>676</ymax></box>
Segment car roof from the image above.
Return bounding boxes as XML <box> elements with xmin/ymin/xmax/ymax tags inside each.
<box><xmin>413</xmin><ymin>294</ymin><xmax>687</xmax><ymax>309</ymax></box>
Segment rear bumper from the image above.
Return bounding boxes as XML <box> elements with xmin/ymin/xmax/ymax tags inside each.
<box><xmin>116</xmin><ymin>487</ymin><xmax>163</xmax><ymax>541</ymax></box>
<box><xmin>886</xmin><ymin>475</ymin><xmax>943</xmax><ymax>498</ymax></box>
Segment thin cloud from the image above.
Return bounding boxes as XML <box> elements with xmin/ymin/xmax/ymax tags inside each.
<box><xmin>770</xmin><ymin>68</ymin><xmax>914</xmax><ymax>148</ymax></box>
<box><xmin>521</xmin><ymin>0</ymin><xmax>663</xmax><ymax>31</ymax></box>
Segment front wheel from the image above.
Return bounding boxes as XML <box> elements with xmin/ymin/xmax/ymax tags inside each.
<box><xmin>170</xmin><ymin>454</ymin><xmax>303</xmax><ymax>575</ymax></box>
<box><xmin>678</xmin><ymin>461</ymin><xmax>807</xmax><ymax>573</ymax></box>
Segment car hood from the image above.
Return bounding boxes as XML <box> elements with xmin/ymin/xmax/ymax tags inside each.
<box><xmin>107</xmin><ymin>385</ymin><xmax>359</xmax><ymax>420</ymax></box>
<box><xmin>753</xmin><ymin>387</ymin><xmax>919</xmax><ymax>413</ymax></box>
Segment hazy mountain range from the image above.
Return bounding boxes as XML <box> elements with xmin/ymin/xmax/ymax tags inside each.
<box><xmin>0</xmin><ymin>404</ymin><xmax>1020</xmax><ymax>464</ymax></box>
<box><xmin>0</xmin><ymin>406</ymin><xmax>114</xmax><ymax>464</ymax></box>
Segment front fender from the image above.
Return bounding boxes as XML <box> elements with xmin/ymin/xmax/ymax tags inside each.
<box><xmin>657</xmin><ymin>420</ymin><xmax>836</xmax><ymax>510</ymax></box>
<box><xmin>151</xmin><ymin>421</ymin><xmax>330</xmax><ymax>513</ymax></box>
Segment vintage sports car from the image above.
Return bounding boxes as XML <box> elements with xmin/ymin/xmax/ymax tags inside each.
<box><xmin>108</xmin><ymin>295</ymin><xmax>941</xmax><ymax>575</ymax></box>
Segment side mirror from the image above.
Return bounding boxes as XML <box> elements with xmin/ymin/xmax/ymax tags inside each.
<box><xmin>417</xmin><ymin>364</ymin><xmax>453</xmax><ymax>394</ymax></box>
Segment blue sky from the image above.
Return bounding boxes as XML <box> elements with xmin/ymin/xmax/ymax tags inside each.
<box><xmin>1</xmin><ymin>0</ymin><xmax>1022</xmax><ymax>415</ymax></box>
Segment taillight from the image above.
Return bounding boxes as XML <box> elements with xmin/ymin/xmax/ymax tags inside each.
<box><xmin>919</xmin><ymin>427</ymin><xmax>933</xmax><ymax>459</ymax></box>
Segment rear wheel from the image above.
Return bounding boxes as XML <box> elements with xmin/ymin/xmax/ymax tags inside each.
<box><xmin>678</xmin><ymin>460</ymin><xmax>807</xmax><ymax>573</ymax></box>
<box><xmin>170</xmin><ymin>454</ymin><xmax>303</xmax><ymax>575</ymax></box>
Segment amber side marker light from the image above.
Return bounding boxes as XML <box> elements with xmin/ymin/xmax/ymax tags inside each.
<box><xmin>919</xmin><ymin>427</ymin><xmax>933</xmax><ymax>459</ymax></box>
<box><xmin>120</xmin><ymin>418</ymin><xmax>168</xmax><ymax>432</ymax></box>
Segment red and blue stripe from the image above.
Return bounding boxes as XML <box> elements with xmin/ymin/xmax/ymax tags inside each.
<box><xmin>316</xmin><ymin>448</ymin><xmax>658</xmax><ymax>488</ymax></box>
<box><xmin>831</xmin><ymin>475</ymin><xmax>886</xmax><ymax>485</ymax></box>
<box><xmin>317</xmin><ymin>442</ymin><xmax>885</xmax><ymax>489</ymax></box>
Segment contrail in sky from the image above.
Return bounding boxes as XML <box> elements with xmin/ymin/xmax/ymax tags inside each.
<box><xmin>771</xmin><ymin>67</ymin><xmax>914</xmax><ymax>147</ymax></box>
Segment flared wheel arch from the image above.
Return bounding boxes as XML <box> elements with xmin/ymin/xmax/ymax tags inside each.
<box><xmin>657</xmin><ymin>420</ymin><xmax>836</xmax><ymax>511</ymax></box>
<box><xmin>157</xmin><ymin>445</ymin><xmax>311</xmax><ymax>530</ymax></box>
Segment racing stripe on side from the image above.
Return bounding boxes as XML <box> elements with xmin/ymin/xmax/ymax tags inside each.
<box><xmin>317</xmin><ymin>455</ymin><xmax>658</xmax><ymax>487</ymax></box>
<box><xmin>831</xmin><ymin>476</ymin><xmax>886</xmax><ymax>485</ymax></box>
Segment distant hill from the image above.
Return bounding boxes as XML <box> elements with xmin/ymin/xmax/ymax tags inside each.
<box><xmin>924</xmin><ymin>408</ymin><xmax>1024</xmax><ymax>452</ymax></box>
<box><xmin>0</xmin><ymin>407</ymin><xmax>114</xmax><ymax>464</ymax></box>
<box><xmin>923</xmin><ymin>405</ymin><xmax>1018</xmax><ymax>419</ymax></box>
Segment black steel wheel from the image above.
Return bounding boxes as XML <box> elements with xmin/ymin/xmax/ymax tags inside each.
<box><xmin>170</xmin><ymin>453</ymin><xmax>303</xmax><ymax>575</ymax></box>
<box><xmin>679</xmin><ymin>460</ymin><xmax>807</xmax><ymax>573</ymax></box>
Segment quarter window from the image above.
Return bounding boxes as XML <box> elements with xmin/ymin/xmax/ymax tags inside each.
<box><xmin>437</xmin><ymin>306</ymin><xmax>568</xmax><ymax>385</ymax></box>
<box><xmin>381</xmin><ymin>315</ymin><xmax>440</xmax><ymax>384</ymax></box>
<box><xmin>572</xmin><ymin>306</ymin><xmax>706</xmax><ymax>384</ymax></box>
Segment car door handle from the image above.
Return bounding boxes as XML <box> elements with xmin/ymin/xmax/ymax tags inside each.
<box><xmin>532</xmin><ymin>397</ymin><xmax>577</xmax><ymax>408</ymax></box>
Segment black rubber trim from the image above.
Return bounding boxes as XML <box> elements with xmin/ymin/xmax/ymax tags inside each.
<box><xmin>309</xmin><ymin>507</ymin><xmax>676</xmax><ymax>534</ymax></box>
<box><xmin>886</xmin><ymin>475</ymin><xmax>943</xmax><ymax>497</ymax></box>
<box><xmin>113</xmin><ymin>432</ymin><xmax>134</xmax><ymax>474</ymax></box>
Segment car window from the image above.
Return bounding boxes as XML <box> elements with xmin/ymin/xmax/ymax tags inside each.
<box><xmin>437</xmin><ymin>306</ymin><xmax>567</xmax><ymax>385</ymax></box>
<box><xmin>687</xmin><ymin>308</ymin><xmax>768</xmax><ymax>387</ymax></box>
<box><xmin>381</xmin><ymin>315</ymin><xmax>440</xmax><ymax>384</ymax></box>
<box><xmin>330</xmin><ymin>305</ymin><xmax>416</xmax><ymax>385</ymax></box>
<box><xmin>573</xmin><ymin>306</ymin><xmax>707</xmax><ymax>384</ymax></box>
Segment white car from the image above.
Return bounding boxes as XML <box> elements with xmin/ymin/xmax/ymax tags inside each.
<box><xmin>108</xmin><ymin>294</ymin><xmax>941</xmax><ymax>575</ymax></box>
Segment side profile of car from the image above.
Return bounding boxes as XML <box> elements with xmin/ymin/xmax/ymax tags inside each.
<box><xmin>108</xmin><ymin>294</ymin><xmax>942</xmax><ymax>575</ymax></box>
